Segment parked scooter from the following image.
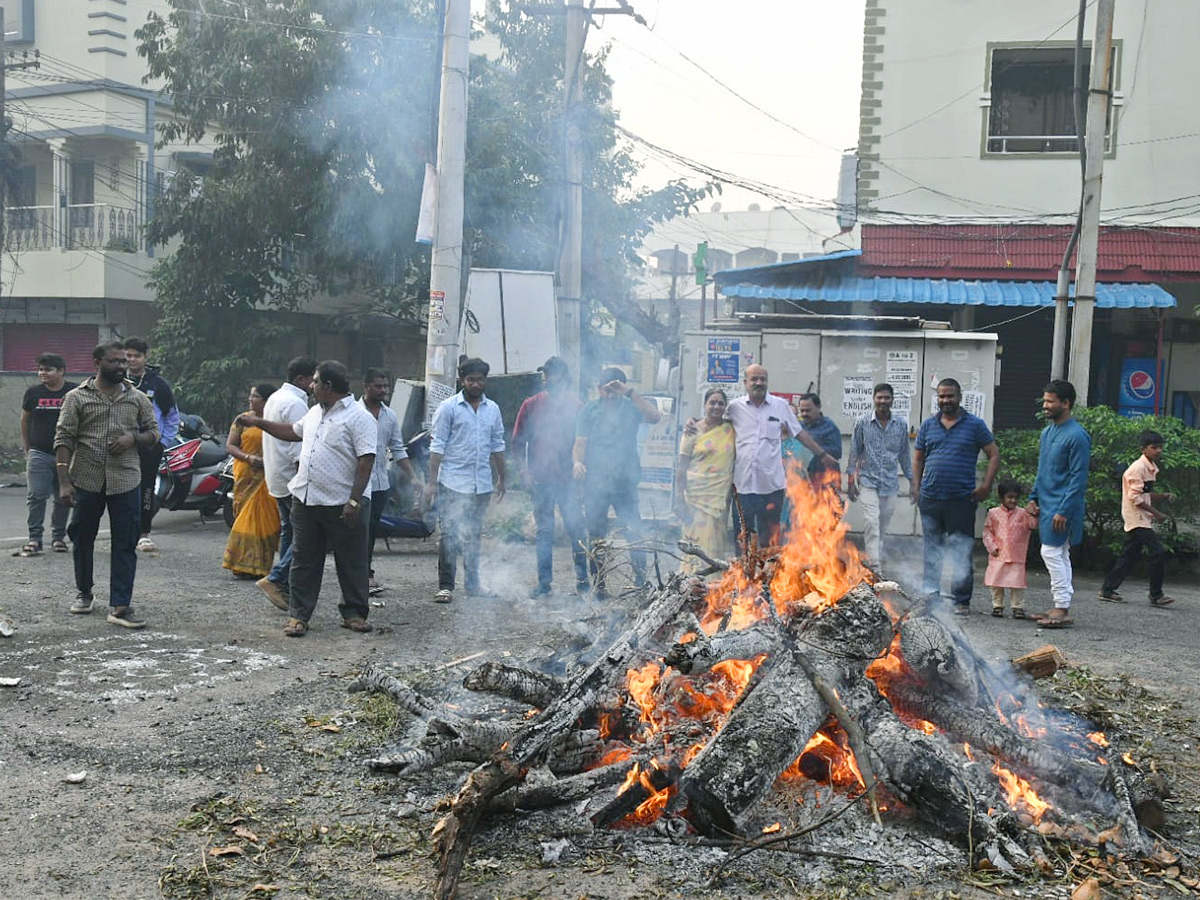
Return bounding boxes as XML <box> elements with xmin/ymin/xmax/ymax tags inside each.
<box><xmin>153</xmin><ymin>413</ymin><xmax>231</xmax><ymax>521</ymax></box>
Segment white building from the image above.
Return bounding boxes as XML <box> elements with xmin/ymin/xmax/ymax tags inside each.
<box><xmin>0</xmin><ymin>0</ymin><xmax>209</xmax><ymax>377</ymax></box>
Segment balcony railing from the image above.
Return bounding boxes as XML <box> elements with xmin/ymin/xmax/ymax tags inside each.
<box><xmin>6</xmin><ymin>204</ymin><xmax>145</xmax><ymax>252</ymax></box>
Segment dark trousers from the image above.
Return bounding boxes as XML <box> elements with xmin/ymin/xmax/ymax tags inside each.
<box><xmin>531</xmin><ymin>481</ymin><xmax>589</xmax><ymax>589</ymax></box>
<box><xmin>68</xmin><ymin>485</ymin><xmax>141</xmax><ymax>607</ymax></box>
<box><xmin>437</xmin><ymin>488</ymin><xmax>490</xmax><ymax>592</ymax></box>
<box><xmin>367</xmin><ymin>488</ymin><xmax>389</xmax><ymax>576</ymax></box>
<box><xmin>267</xmin><ymin>495</ymin><xmax>294</xmax><ymax>588</ymax></box>
<box><xmin>137</xmin><ymin>443</ymin><xmax>164</xmax><ymax>535</ymax></box>
<box><xmin>733</xmin><ymin>490</ymin><xmax>786</xmax><ymax>547</ymax></box>
<box><xmin>584</xmin><ymin>481</ymin><xmax>646</xmax><ymax>586</ymax></box>
<box><xmin>1103</xmin><ymin>527</ymin><xmax>1167</xmax><ymax>599</ymax></box>
<box><xmin>288</xmin><ymin>500</ymin><xmax>370</xmax><ymax>623</ymax></box>
<box><xmin>919</xmin><ymin>496</ymin><xmax>977</xmax><ymax>606</ymax></box>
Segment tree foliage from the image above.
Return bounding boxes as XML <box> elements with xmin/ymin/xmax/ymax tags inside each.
<box><xmin>993</xmin><ymin>405</ymin><xmax>1200</xmax><ymax>565</ymax></box>
<box><xmin>136</xmin><ymin>0</ymin><xmax>707</xmax><ymax>422</ymax></box>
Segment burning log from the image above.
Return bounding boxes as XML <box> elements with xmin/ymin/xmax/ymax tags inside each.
<box><xmin>680</xmin><ymin>584</ymin><xmax>893</xmax><ymax>836</ymax></box>
<box><xmin>663</xmin><ymin>622</ymin><xmax>781</xmax><ymax>674</ymax></box>
<box><xmin>486</xmin><ymin>759</ymin><xmax>641</xmax><ymax>814</ymax></box>
<box><xmin>591</xmin><ymin>759</ymin><xmax>681</xmax><ymax>828</ymax></box>
<box><xmin>462</xmin><ymin>661</ymin><xmax>564</xmax><ymax>709</ymax></box>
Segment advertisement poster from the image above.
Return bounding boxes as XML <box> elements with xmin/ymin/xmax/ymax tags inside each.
<box><xmin>842</xmin><ymin>376</ymin><xmax>875</xmax><ymax>419</ymax></box>
<box><xmin>706</xmin><ymin>338</ymin><xmax>741</xmax><ymax>384</ymax></box>
<box><xmin>1118</xmin><ymin>357</ymin><xmax>1160</xmax><ymax>413</ymax></box>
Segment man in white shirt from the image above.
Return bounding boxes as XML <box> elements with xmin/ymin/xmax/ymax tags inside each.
<box><xmin>244</xmin><ymin>360</ymin><xmax>377</xmax><ymax>636</ymax></box>
<box><xmin>424</xmin><ymin>357</ymin><xmax>506</xmax><ymax>604</ymax></box>
<box><xmin>257</xmin><ymin>356</ymin><xmax>315</xmax><ymax>611</ymax></box>
<box><xmin>358</xmin><ymin>368</ymin><xmax>418</xmax><ymax>592</ymax></box>
<box><xmin>726</xmin><ymin>365</ymin><xmax>835</xmax><ymax>546</ymax></box>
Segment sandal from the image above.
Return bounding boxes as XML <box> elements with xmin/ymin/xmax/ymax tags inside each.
<box><xmin>283</xmin><ymin>617</ymin><xmax>308</xmax><ymax>637</ymax></box>
<box><xmin>991</xmin><ymin>608</ymin><xmax>1004</xmax><ymax>618</ymax></box>
<box><xmin>14</xmin><ymin>541</ymin><xmax>42</xmax><ymax>557</ymax></box>
<box><xmin>1012</xmin><ymin>608</ymin><xmax>1027</xmax><ymax>619</ymax></box>
<box><xmin>340</xmin><ymin>618</ymin><xmax>373</xmax><ymax>633</ymax></box>
<box><xmin>433</xmin><ymin>589</ymin><xmax>453</xmax><ymax>604</ymax></box>
<box><xmin>1034</xmin><ymin>612</ymin><xmax>1074</xmax><ymax>629</ymax></box>
<box><xmin>51</xmin><ymin>539</ymin><xmax>68</xmax><ymax>553</ymax></box>
<box><xmin>1150</xmin><ymin>596</ymin><xmax>1176</xmax><ymax>607</ymax></box>
<box><xmin>136</xmin><ymin>537</ymin><xmax>157</xmax><ymax>554</ymax></box>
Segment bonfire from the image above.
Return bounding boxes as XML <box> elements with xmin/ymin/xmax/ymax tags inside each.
<box><xmin>354</xmin><ymin>472</ymin><xmax>1165</xmax><ymax>900</ymax></box>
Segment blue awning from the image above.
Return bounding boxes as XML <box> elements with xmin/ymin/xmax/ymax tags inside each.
<box><xmin>718</xmin><ymin>276</ymin><xmax>1176</xmax><ymax>309</ymax></box>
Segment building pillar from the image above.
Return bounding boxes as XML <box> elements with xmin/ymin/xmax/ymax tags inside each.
<box><xmin>47</xmin><ymin>138</ymin><xmax>69</xmax><ymax>250</ymax></box>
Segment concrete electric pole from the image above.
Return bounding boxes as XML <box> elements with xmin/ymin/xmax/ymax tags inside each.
<box><xmin>557</xmin><ymin>0</ymin><xmax>586</xmax><ymax>383</ymax></box>
<box><xmin>1067</xmin><ymin>0</ymin><xmax>1116</xmax><ymax>404</ymax></box>
<box><xmin>422</xmin><ymin>0</ymin><xmax>471</xmax><ymax>425</ymax></box>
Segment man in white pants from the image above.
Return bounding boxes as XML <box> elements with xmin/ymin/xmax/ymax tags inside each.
<box><xmin>847</xmin><ymin>383</ymin><xmax>913</xmax><ymax>573</ymax></box>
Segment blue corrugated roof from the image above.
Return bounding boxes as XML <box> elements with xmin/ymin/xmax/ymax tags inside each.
<box><xmin>718</xmin><ymin>276</ymin><xmax>1176</xmax><ymax>309</ymax></box>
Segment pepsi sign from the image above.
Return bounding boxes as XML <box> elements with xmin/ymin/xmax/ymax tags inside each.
<box><xmin>1118</xmin><ymin>358</ymin><xmax>1159</xmax><ymax>410</ymax></box>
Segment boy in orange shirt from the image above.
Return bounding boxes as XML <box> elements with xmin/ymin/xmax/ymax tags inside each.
<box><xmin>1098</xmin><ymin>430</ymin><xmax>1176</xmax><ymax>607</ymax></box>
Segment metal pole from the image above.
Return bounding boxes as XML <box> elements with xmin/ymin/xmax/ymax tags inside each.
<box><xmin>557</xmin><ymin>0</ymin><xmax>586</xmax><ymax>385</ymax></box>
<box><xmin>1068</xmin><ymin>0</ymin><xmax>1116</xmax><ymax>405</ymax></box>
<box><xmin>422</xmin><ymin>0</ymin><xmax>470</xmax><ymax>426</ymax></box>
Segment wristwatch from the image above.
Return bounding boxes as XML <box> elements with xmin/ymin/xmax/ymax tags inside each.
<box><xmin>347</xmin><ymin>498</ymin><xmax>360</xmax><ymax>509</ymax></box>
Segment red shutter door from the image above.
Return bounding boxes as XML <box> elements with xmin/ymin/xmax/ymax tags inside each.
<box><xmin>2</xmin><ymin>324</ymin><xmax>99</xmax><ymax>373</ymax></box>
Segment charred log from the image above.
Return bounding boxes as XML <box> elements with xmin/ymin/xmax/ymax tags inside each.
<box><xmin>486</xmin><ymin>759</ymin><xmax>640</xmax><ymax>814</ymax></box>
<box><xmin>591</xmin><ymin>760</ymin><xmax>681</xmax><ymax>828</ymax></box>
<box><xmin>681</xmin><ymin>584</ymin><xmax>893</xmax><ymax>835</ymax></box>
<box><xmin>462</xmin><ymin>661</ymin><xmax>564</xmax><ymax>709</ymax></box>
<box><xmin>349</xmin><ymin>666</ymin><xmax>438</xmax><ymax>719</ymax></box>
<box><xmin>664</xmin><ymin>623</ymin><xmax>781</xmax><ymax>674</ymax></box>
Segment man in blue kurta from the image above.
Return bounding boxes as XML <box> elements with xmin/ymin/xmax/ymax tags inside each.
<box><xmin>1026</xmin><ymin>379</ymin><xmax>1091</xmax><ymax>628</ymax></box>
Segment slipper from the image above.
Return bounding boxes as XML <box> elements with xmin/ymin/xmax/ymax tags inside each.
<box><xmin>1150</xmin><ymin>596</ymin><xmax>1176</xmax><ymax>607</ymax></box>
<box><xmin>14</xmin><ymin>541</ymin><xmax>42</xmax><ymax>557</ymax></box>
<box><xmin>433</xmin><ymin>589</ymin><xmax>453</xmax><ymax>604</ymax></box>
<box><xmin>1097</xmin><ymin>590</ymin><xmax>1125</xmax><ymax>603</ymax></box>
<box><xmin>283</xmin><ymin>617</ymin><xmax>308</xmax><ymax>637</ymax></box>
<box><xmin>51</xmin><ymin>539</ymin><xmax>68</xmax><ymax>553</ymax></box>
<box><xmin>1034</xmin><ymin>614</ymin><xmax>1074</xmax><ymax>629</ymax></box>
<box><xmin>340</xmin><ymin>618</ymin><xmax>373</xmax><ymax>633</ymax></box>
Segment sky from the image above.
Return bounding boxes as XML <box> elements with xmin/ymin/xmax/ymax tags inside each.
<box><xmin>584</xmin><ymin>0</ymin><xmax>867</xmax><ymax>212</ymax></box>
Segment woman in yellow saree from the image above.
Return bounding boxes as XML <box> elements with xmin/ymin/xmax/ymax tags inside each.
<box><xmin>675</xmin><ymin>389</ymin><xmax>735</xmax><ymax>574</ymax></box>
<box><xmin>222</xmin><ymin>384</ymin><xmax>281</xmax><ymax>578</ymax></box>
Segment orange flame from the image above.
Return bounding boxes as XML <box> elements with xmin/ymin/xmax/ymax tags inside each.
<box><xmin>780</xmin><ymin>729</ymin><xmax>866</xmax><ymax>789</ymax></box>
<box><xmin>1122</xmin><ymin>752</ymin><xmax>1137</xmax><ymax>766</ymax></box>
<box><xmin>992</xmin><ymin>761</ymin><xmax>1051</xmax><ymax>823</ymax></box>
<box><xmin>1087</xmin><ymin>731</ymin><xmax>1110</xmax><ymax>748</ymax></box>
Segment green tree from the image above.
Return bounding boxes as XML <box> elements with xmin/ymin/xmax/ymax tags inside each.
<box><xmin>137</xmin><ymin>0</ymin><xmax>708</xmax><ymax>422</ymax></box>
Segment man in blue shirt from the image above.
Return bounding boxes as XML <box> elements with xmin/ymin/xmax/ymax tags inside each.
<box><xmin>1027</xmin><ymin>379</ymin><xmax>1091</xmax><ymax>628</ymax></box>
<box><xmin>425</xmin><ymin>358</ymin><xmax>506</xmax><ymax>604</ymax></box>
<box><xmin>797</xmin><ymin>393</ymin><xmax>843</xmax><ymax>481</ymax></box>
<box><xmin>912</xmin><ymin>378</ymin><xmax>1000</xmax><ymax>614</ymax></box>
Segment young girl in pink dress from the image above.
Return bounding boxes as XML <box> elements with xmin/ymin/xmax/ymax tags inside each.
<box><xmin>983</xmin><ymin>480</ymin><xmax>1038</xmax><ymax>619</ymax></box>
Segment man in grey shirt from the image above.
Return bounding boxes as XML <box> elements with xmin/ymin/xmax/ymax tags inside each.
<box><xmin>847</xmin><ymin>382</ymin><xmax>913</xmax><ymax>573</ymax></box>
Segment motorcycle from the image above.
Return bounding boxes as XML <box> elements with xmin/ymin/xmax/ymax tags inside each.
<box><xmin>377</xmin><ymin>430</ymin><xmax>436</xmax><ymax>545</ymax></box>
<box><xmin>153</xmin><ymin>413</ymin><xmax>232</xmax><ymax>522</ymax></box>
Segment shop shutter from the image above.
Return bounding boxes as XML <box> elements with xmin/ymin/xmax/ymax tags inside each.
<box><xmin>2</xmin><ymin>324</ymin><xmax>99</xmax><ymax>373</ymax></box>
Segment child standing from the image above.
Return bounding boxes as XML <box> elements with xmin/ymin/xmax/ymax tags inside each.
<box><xmin>983</xmin><ymin>480</ymin><xmax>1038</xmax><ymax>618</ymax></box>
<box><xmin>1099</xmin><ymin>431</ymin><xmax>1176</xmax><ymax>606</ymax></box>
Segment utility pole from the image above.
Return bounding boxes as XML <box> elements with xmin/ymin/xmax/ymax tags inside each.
<box><xmin>558</xmin><ymin>0</ymin><xmax>586</xmax><ymax>384</ymax></box>
<box><xmin>1067</xmin><ymin>0</ymin><xmax>1116</xmax><ymax>404</ymax></box>
<box><xmin>422</xmin><ymin>0</ymin><xmax>471</xmax><ymax>426</ymax></box>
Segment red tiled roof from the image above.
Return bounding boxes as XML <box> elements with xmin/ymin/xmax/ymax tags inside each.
<box><xmin>861</xmin><ymin>225</ymin><xmax>1200</xmax><ymax>281</ymax></box>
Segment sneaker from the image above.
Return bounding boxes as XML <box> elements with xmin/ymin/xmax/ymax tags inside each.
<box><xmin>107</xmin><ymin>606</ymin><xmax>146</xmax><ymax>629</ymax></box>
<box><xmin>1097</xmin><ymin>589</ymin><xmax>1125</xmax><ymax>603</ymax></box>
<box><xmin>529</xmin><ymin>584</ymin><xmax>553</xmax><ymax>598</ymax></box>
<box><xmin>256</xmin><ymin>577</ymin><xmax>290</xmax><ymax>612</ymax></box>
<box><xmin>69</xmin><ymin>592</ymin><xmax>95</xmax><ymax>614</ymax></box>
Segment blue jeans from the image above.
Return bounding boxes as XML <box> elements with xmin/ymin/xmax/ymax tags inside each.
<box><xmin>68</xmin><ymin>485</ymin><xmax>140</xmax><ymax>607</ymax></box>
<box><xmin>531</xmin><ymin>481</ymin><xmax>588</xmax><ymax>589</ymax></box>
<box><xmin>26</xmin><ymin>449</ymin><xmax>69</xmax><ymax>544</ymax></box>
<box><xmin>919</xmin><ymin>496</ymin><xmax>977</xmax><ymax>606</ymax></box>
<box><xmin>583</xmin><ymin>481</ymin><xmax>646</xmax><ymax>586</ymax></box>
<box><xmin>268</xmin><ymin>495</ymin><xmax>294</xmax><ymax>588</ymax></box>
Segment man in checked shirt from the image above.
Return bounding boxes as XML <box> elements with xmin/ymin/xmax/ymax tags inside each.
<box><xmin>55</xmin><ymin>341</ymin><xmax>159</xmax><ymax>628</ymax></box>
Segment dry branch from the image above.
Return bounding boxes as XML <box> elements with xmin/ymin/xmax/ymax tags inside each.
<box><xmin>462</xmin><ymin>661</ymin><xmax>564</xmax><ymax>709</ymax></box>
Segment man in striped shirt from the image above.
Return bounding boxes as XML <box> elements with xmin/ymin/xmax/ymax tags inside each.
<box><xmin>847</xmin><ymin>382</ymin><xmax>913</xmax><ymax>573</ymax></box>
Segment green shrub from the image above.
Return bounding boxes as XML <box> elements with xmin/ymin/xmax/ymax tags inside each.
<box><xmin>992</xmin><ymin>405</ymin><xmax>1200</xmax><ymax>566</ymax></box>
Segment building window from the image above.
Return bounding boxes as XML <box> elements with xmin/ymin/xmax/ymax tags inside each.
<box><xmin>985</xmin><ymin>45</ymin><xmax>1116</xmax><ymax>155</ymax></box>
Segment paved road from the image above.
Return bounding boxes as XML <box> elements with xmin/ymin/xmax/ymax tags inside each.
<box><xmin>1</xmin><ymin>482</ymin><xmax>1197</xmax><ymax>897</ymax></box>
